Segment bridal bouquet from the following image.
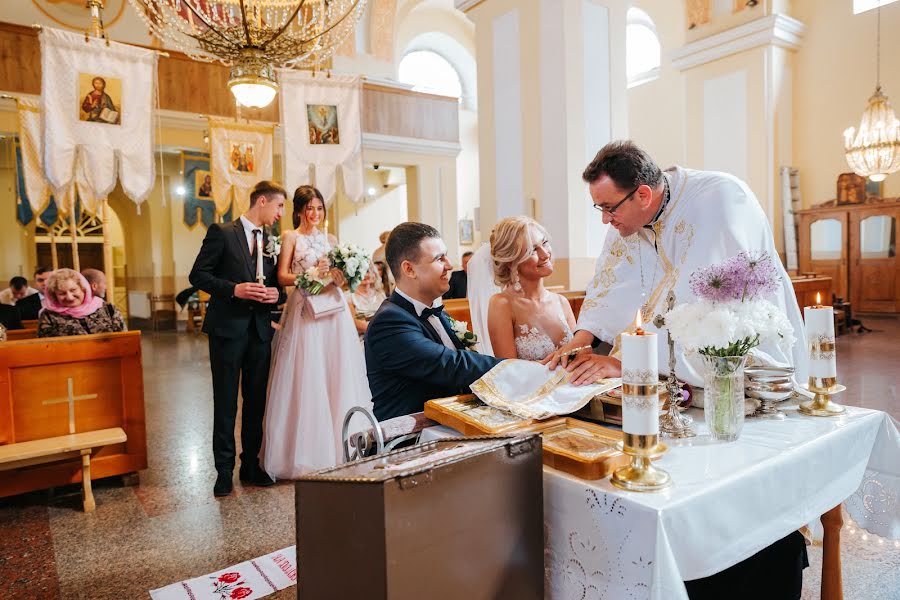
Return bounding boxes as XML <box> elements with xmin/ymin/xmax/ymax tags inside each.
<box><xmin>665</xmin><ymin>250</ymin><xmax>794</xmax><ymax>441</ymax></box>
<box><xmin>295</xmin><ymin>266</ymin><xmax>332</xmax><ymax>295</ymax></box>
<box><xmin>328</xmin><ymin>243</ymin><xmax>371</xmax><ymax>292</ymax></box>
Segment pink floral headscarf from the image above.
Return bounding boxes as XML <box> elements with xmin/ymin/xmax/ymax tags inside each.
<box><xmin>42</xmin><ymin>269</ymin><xmax>104</xmax><ymax>318</ymax></box>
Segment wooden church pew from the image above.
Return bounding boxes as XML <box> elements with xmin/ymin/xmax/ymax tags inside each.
<box><xmin>5</xmin><ymin>327</ymin><xmax>37</xmax><ymax>341</ymax></box>
<box><xmin>0</xmin><ymin>331</ymin><xmax>147</xmax><ymax>498</ymax></box>
<box><xmin>442</xmin><ymin>292</ymin><xmax>587</xmax><ymax>329</ymax></box>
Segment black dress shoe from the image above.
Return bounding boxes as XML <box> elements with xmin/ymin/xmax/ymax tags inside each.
<box><xmin>213</xmin><ymin>471</ymin><xmax>233</xmax><ymax>497</ymax></box>
<box><xmin>240</xmin><ymin>465</ymin><xmax>275</xmax><ymax>487</ymax></box>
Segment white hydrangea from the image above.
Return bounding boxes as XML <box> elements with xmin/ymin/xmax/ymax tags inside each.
<box><xmin>345</xmin><ymin>256</ymin><xmax>360</xmax><ymax>277</ymax></box>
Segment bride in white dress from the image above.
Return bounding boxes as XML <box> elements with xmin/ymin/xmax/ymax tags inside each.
<box><xmin>470</xmin><ymin>216</ymin><xmax>577</xmax><ymax>360</ymax></box>
<box><xmin>262</xmin><ymin>185</ymin><xmax>372</xmax><ymax>479</ymax></box>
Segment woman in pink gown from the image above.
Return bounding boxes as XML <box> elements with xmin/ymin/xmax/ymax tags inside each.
<box><xmin>262</xmin><ymin>185</ymin><xmax>372</xmax><ymax>479</ymax></box>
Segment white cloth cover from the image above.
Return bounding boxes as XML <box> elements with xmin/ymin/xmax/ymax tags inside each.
<box><xmin>471</xmin><ymin>360</ymin><xmax>621</xmax><ymax>420</ymax></box>
<box><xmin>278</xmin><ymin>70</ymin><xmax>363</xmax><ymax>204</ymax></box>
<box><xmin>40</xmin><ymin>27</ymin><xmax>157</xmax><ymax>210</ymax></box>
<box><xmin>208</xmin><ymin>118</ymin><xmax>275</xmax><ymax>216</ymax></box>
<box><xmin>150</xmin><ymin>545</ymin><xmax>297</xmax><ymax>600</ymax></box>
<box><xmin>577</xmin><ymin>166</ymin><xmax>807</xmax><ymax>388</ymax></box>
<box><xmin>423</xmin><ymin>405</ymin><xmax>894</xmax><ymax>598</ymax></box>
<box><xmin>466</xmin><ymin>243</ymin><xmax>500</xmax><ymax>355</ymax></box>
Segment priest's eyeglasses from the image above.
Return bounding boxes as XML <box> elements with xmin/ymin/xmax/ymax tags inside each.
<box><xmin>593</xmin><ymin>186</ymin><xmax>639</xmax><ymax>215</ymax></box>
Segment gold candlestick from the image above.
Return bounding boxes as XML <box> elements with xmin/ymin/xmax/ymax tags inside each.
<box><xmin>611</xmin><ymin>432</ymin><xmax>671</xmax><ymax>492</ymax></box>
<box><xmin>799</xmin><ymin>379</ymin><xmax>846</xmax><ymax>417</ymax></box>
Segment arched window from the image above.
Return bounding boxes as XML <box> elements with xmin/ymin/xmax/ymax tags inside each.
<box><xmin>626</xmin><ymin>7</ymin><xmax>661</xmax><ymax>88</ymax></box>
<box><xmin>398</xmin><ymin>50</ymin><xmax>463</xmax><ymax>100</ymax></box>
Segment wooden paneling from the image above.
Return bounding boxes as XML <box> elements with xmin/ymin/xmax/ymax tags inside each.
<box><xmin>361</xmin><ymin>83</ymin><xmax>459</xmax><ymax>142</ymax></box>
<box><xmin>790</xmin><ymin>275</ymin><xmax>832</xmax><ymax>311</ymax></box>
<box><xmin>443</xmin><ymin>292</ymin><xmax>587</xmax><ymax>334</ymax></box>
<box><xmin>0</xmin><ymin>22</ymin><xmax>459</xmax><ymax>143</ymax></box>
<box><xmin>797</xmin><ymin>209</ymin><xmax>849</xmax><ymax>302</ymax></box>
<box><xmin>0</xmin><ymin>331</ymin><xmax>147</xmax><ymax>497</ymax></box>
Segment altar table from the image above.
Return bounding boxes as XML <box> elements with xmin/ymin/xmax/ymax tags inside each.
<box><xmin>421</xmin><ymin>405</ymin><xmax>893</xmax><ymax>599</ymax></box>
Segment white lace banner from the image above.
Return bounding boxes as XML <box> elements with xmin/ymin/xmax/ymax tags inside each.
<box><xmin>208</xmin><ymin>119</ymin><xmax>275</xmax><ymax>216</ymax></box>
<box><xmin>278</xmin><ymin>70</ymin><xmax>363</xmax><ymax>204</ymax></box>
<box><xmin>40</xmin><ymin>26</ymin><xmax>157</xmax><ymax>210</ymax></box>
<box><xmin>149</xmin><ymin>545</ymin><xmax>297</xmax><ymax>600</ymax></box>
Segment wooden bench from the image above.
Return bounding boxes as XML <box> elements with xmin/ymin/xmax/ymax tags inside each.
<box><xmin>0</xmin><ymin>331</ymin><xmax>147</xmax><ymax>499</ymax></box>
<box><xmin>443</xmin><ymin>291</ymin><xmax>587</xmax><ymax>330</ymax></box>
<box><xmin>0</xmin><ymin>427</ymin><xmax>126</xmax><ymax>511</ymax></box>
<box><xmin>5</xmin><ymin>327</ymin><xmax>37</xmax><ymax>341</ymax></box>
<box><xmin>22</xmin><ymin>319</ymin><xmax>38</xmax><ymax>329</ymax></box>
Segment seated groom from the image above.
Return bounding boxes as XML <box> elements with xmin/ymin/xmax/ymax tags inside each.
<box><xmin>365</xmin><ymin>222</ymin><xmax>502</xmax><ymax>421</ymax></box>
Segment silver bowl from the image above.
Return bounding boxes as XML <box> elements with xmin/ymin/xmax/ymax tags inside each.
<box><xmin>745</xmin><ymin>367</ymin><xmax>795</xmax><ymax>420</ymax></box>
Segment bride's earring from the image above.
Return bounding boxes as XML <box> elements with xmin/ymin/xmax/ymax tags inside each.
<box><xmin>513</xmin><ymin>273</ymin><xmax>522</xmax><ymax>292</ymax></box>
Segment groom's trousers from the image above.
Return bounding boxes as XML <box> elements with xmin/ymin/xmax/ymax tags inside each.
<box><xmin>208</xmin><ymin>325</ymin><xmax>272</xmax><ymax>473</ymax></box>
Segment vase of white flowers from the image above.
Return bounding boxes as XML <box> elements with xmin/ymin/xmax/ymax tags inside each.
<box><xmin>666</xmin><ymin>250</ymin><xmax>794</xmax><ymax>442</ymax></box>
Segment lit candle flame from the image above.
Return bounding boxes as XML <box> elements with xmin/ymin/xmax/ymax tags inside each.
<box><xmin>816</xmin><ymin>292</ymin><xmax>822</xmax><ymax>305</ymax></box>
<box><xmin>634</xmin><ymin>309</ymin><xmax>643</xmax><ymax>333</ymax></box>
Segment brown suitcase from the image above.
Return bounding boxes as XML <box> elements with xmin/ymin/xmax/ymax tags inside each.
<box><xmin>296</xmin><ymin>435</ymin><xmax>544</xmax><ymax>600</ymax></box>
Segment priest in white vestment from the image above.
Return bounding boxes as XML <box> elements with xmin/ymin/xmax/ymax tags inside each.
<box><xmin>552</xmin><ymin>140</ymin><xmax>807</xmax><ymax>390</ymax></box>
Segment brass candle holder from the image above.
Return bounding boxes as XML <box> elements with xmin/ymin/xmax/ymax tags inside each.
<box><xmin>799</xmin><ymin>377</ymin><xmax>846</xmax><ymax>417</ymax></box>
<box><xmin>654</xmin><ymin>291</ymin><xmax>695</xmax><ymax>439</ymax></box>
<box><xmin>611</xmin><ymin>432</ymin><xmax>671</xmax><ymax>492</ymax></box>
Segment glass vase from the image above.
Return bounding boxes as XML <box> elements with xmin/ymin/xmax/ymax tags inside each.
<box><xmin>701</xmin><ymin>354</ymin><xmax>747</xmax><ymax>442</ymax></box>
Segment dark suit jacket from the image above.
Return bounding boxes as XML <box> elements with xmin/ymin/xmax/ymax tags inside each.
<box><xmin>364</xmin><ymin>291</ymin><xmax>502</xmax><ymax>421</ymax></box>
<box><xmin>442</xmin><ymin>270</ymin><xmax>467</xmax><ymax>300</ymax></box>
<box><xmin>14</xmin><ymin>293</ymin><xmax>42</xmax><ymax>321</ymax></box>
<box><xmin>0</xmin><ymin>303</ymin><xmax>23</xmax><ymax>330</ymax></box>
<box><xmin>189</xmin><ymin>220</ymin><xmax>285</xmax><ymax>341</ymax></box>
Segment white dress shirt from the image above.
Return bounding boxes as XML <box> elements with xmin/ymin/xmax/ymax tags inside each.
<box><xmin>238</xmin><ymin>214</ymin><xmax>263</xmax><ymax>254</ymax></box>
<box><xmin>394</xmin><ymin>288</ymin><xmax>455</xmax><ymax>350</ymax></box>
<box><xmin>0</xmin><ymin>287</ymin><xmax>39</xmax><ymax>306</ymax></box>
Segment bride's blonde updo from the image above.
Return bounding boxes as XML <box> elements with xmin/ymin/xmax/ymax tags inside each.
<box><xmin>489</xmin><ymin>216</ymin><xmax>551</xmax><ymax>288</ymax></box>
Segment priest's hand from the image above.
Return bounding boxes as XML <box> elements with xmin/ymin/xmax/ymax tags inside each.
<box><xmin>565</xmin><ymin>354</ymin><xmax>622</xmax><ymax>386</ymax></box>
<box><xmin>261</xmin><ymin>287</ymin><xmax>280</xmax><ymax>304</ymax></box>
<box><xmin>234</xmin><ymin>282</ymin><xmax>269</xmax><ymax>302</ymax></box>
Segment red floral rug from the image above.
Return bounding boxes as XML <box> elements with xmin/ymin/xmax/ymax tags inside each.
<box><xmin>150</xmin><ymin>546</ymin><xmax>297</xmax><ymax>600</ymax></box>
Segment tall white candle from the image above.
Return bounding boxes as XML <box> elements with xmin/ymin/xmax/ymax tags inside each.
<box><xmin>804</xmin><ymin>296</ymin><xmax>836</xmax><ymax>383</ymax></box>
<box><xmin>621</xmin><ymin>317</ymin><xmax>659</xmax><ymax>436</ymax></box>
<box><xmin>256</xmin><ymin>235</ymin><xmax>264</xmax><ymax>283</ymax></box>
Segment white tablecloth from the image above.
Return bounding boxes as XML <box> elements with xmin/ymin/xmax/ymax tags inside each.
<box><xmin>421</xmin><ymin>405</ymin><xmax>895</xmax><ymax>599</ymax></box>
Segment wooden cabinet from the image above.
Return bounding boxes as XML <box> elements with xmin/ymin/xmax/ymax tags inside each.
<box><xmin>796</xmin><ymin>199</ymin><xmax>900</xmax><ymax>313</ymax></box>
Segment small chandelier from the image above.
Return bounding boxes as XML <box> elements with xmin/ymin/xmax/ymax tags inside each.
<box><xmin>129</xmin><ymin>0</ymin><xmax>367</xmax><ymax>108</ymax></box>
<box><xmin>843</xmin><ymin>2</ymin><xmax>900</xmax><ymax>182</ymax></box>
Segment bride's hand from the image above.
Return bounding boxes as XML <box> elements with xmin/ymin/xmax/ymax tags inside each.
<box><xmin>330</xmin><ymin>268</ymin><xmax>346</xmax><ymax>288</ymax></box>
<box><xmin>543</xmin><ymin>345</ymin><xmax>590</xmax><ymax>370</ymax></box>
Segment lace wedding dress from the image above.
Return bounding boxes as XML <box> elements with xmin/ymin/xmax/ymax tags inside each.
<box><xmin>513</xmin><ymin>308</ymin><xmax>574</xmax><ymax>361</ymax></box>
<box><xmin>261</xmin><ymin>229</ymin><xmax>372</xmax><ymax>479</ymax></box>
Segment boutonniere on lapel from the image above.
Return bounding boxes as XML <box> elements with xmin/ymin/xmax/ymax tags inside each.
<box><xmin>447</xmin><ymin>316</ymin><xmax>478</xmax><ymax>350</ymax></box>
<box><xmin>264</xmin><ymin>229</ymin><xmax>282</xmax><ymax>259</ymax></box>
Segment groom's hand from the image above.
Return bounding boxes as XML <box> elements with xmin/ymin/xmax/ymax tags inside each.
<box><xmin>234</xmin><ymin>282</ymin><xmax>269</xmax><ymax>302</ymax></box>
<box><xmin>261</xmin><ymin>287</ymin><xmax>280</xmax><ymax>303</ymax></box>
<box><xmin>566</xmin><ymin>354</ymin><xmax>622</xmax><ymax>386</ymax></box>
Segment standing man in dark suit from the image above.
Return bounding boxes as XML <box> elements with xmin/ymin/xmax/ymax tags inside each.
<box><xmin>365</xmin><ymin>223</ymin><xmax>502</xmax><ymax>420</ymax></box>
<box><xmin>442</xmin><ymin>250</ymin><xmax>473</xmax><ymax>300</ymax></box>
<box><xmin>189</xmin><ymin>181</ymin><xmax>286</xmax><ymax>497</ymax></box>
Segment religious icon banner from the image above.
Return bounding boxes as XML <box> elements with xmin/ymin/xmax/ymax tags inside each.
<box><xmin>278</xmin><ymin>70</ymin><xmax>363</xmax><ymax>204</ymax></box>
<box><xmin>179</xmin><ymin>151</ymin><xmax>232</xmax><ymax>228</ymax></box>
<box><xmin>208</xmin><ymin>119</ymin><xmax>275</xmax><ymax>216</ymax></box>
<box><xmin>17</xmin><ymin>98</ymin><xmax>98</xmax><ymax>216</ymax></box>
<box><xmin>40</xmin><ymin>26</ymin><xmax>158</xmax><ymax>209</ymax></box>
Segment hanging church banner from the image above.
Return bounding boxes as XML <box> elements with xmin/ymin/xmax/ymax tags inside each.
<box><xmin>16</xmin><ymin>98</ymin><xmax>97</xmax><ymax>218</ymax></box>
<box><xmin>208</xmin><ymin>119</ymin><xmax>275</xmax><ymax>216</ymax></box>
<box><xmin>39</xmin><ymin>26</ymin><xmax>158</xmax><ymax>210</ymax></box>
<box><xmin>278</xmin><ymin>70</ymin><xmax>364</xmax><ymax>204</ymax></box>
<box><xmin>180</xmin><ymin>151</ymin><xmax>232</xmax><ymax>228</ymax></box>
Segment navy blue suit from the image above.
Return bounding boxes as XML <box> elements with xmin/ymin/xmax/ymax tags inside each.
<box><xmin>364</xmin><ymin>291</ymin><xmax>502</xmax><ymax>421</ymax></box>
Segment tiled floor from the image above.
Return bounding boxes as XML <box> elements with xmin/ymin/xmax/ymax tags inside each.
<box><xmin>0</xmin><ymin>316</ymin><xmax>898</xmax><ymax>599</ymax></box>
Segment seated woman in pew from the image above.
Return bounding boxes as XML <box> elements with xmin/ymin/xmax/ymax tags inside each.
<box><xmin>37</xmin><ymin>269</ymin><xmax>126</xmax><ymax>338</ymax></box>
<box><xmin>348</xmin><ymin>264</ymin><xmax>387</xmax><ymax>338</ymax></box>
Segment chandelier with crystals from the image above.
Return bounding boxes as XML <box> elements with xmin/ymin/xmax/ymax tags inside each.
<box><xmin>843</xmin><ymin>2</ymin><xmax>900</xmax><ymax>183</ymax></box>
<box><xmin>129</xmin><ymin>0</ymin><xmax>367</xmax><ymax>108</ymax></box>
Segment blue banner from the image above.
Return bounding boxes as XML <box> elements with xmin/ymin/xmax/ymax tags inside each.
<box><xmin>14</xmin><ymin>137</ymin><xmax>71</xmax><ymax>228</ymax></box>
<box><xmin>181</xmin><ymin>152</ymin><xmax>232</xmax><ymax>228</ymax></box>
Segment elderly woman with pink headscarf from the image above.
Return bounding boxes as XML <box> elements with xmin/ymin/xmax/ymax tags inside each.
<box><xmin>37</xmin><ymin>269</ymin><xmax>126</xmax><ymax>338</ymax></box>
